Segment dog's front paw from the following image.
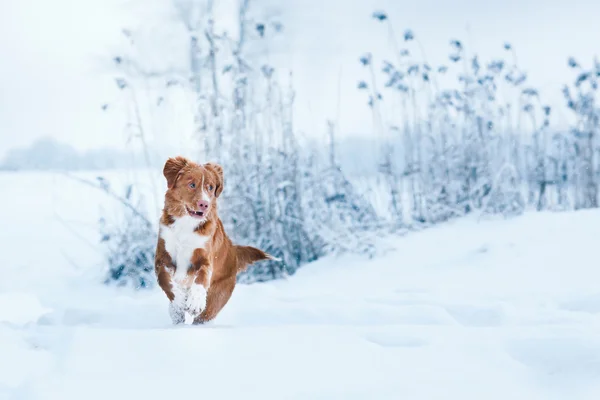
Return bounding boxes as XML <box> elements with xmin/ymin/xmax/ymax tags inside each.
<box><xmin>169</xmin><ymin>302</ymin><xmax>185</xmax><ymax>325</ymax></box>
<box><xmin>171</xmin><ymin>281</ymin><xmax>187</xmax><ymax>309</ymax></box>
<box><xmin>185</xmin><ymin>284</ymin><xmax>207</xmax><ymax>316</ymax></box>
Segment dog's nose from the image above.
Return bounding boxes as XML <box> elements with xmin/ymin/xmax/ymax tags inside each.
<box><xmin>197</xmin><ymin>200</ymin><xmax>209</xmax><ymax>210</ymax></box>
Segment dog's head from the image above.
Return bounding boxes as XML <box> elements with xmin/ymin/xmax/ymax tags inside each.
<box><xmin>162</xmin><ymin>156</ymin><xmax>223</xmax><ymax>222</ymax></box>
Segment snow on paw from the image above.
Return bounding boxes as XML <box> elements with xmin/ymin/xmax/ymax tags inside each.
<box><xmin>165</xmin><ymin>265</ymin><xmax>175</xmax><ymax>276</ymax></box>
<box><xmin>170</xmin><ymin>281</ymin><xmax>187</xmax><ymax>309</ymax></box>
<box><xmin>169</xmin><ymin>302</ymin><xmax>185</xmax><ymax>325</ymax></box>
<box><xmin>186</xmin><ymin>284</ymin><xmax>207</xmax><ymax>317</ymax></box>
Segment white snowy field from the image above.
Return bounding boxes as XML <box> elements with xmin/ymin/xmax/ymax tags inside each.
<box><xmin>1</xmin><ymin>170</ymin><xmax>600</xmax><ymax>400</ymax></box>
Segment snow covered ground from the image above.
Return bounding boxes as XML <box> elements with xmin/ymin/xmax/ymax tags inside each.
<box><xmin>2</xmin><ymin>171</ymin><xmax>600</xmax><ymax>399</ymax></box>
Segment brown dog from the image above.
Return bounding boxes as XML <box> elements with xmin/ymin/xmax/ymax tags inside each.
<box><xmin>154</xmin><ymin>156</ymin><xmax>274</xmax><ymax>324</ymax></box>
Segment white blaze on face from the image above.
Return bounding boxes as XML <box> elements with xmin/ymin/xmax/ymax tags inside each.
<box><xmin>200</xmin><ymin>174</ymin><xmax>210</xmax><ymax>203</ymax></box>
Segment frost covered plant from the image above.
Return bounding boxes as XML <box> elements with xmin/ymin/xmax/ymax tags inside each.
<box><xmin>359</xmin><ymin>9</ymin><xmax>600</xmax><ymax>218</ymax></box>
<box><xmin>97</xmin><ymin>181</ymin><xmax>156</xmax><ymax>288</ymax></box>
<box><xmin>356</xmin><ymin>12</ymin><xmax>547</xmax><ymax>224</ymax></box>
<box><xmin>562</xmin><ymin>57</ymin><xmax>600</xmax><ymax>209</ymax></box>
<box><xmin>100</xmin><ymin>208</ymin><xmax>156</xmax><ymax>289</ymax></box>
<box><xmin>66</xmin><ymin>174</ymin><xmax>157</xmax><ymax>288</ymax></box>
<box><xmin>95</xmin><ymin>3</ymin><xmax>600</xmax><ymax>289</ymax></box>
<box><xmin>101</xmin><ymin>0</ymin><xmax>381</xmax><ymax>286</ymax></box>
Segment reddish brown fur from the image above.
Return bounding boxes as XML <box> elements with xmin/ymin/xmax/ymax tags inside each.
<box><xmin>154</xmin><ymin>156</ymin><xmax>274</xmax><ymax>324</ymax></box>
<box><xmin>154</xmin><ymin>238</ymin><xmax>176</xmax><ymax>301</ymax></box>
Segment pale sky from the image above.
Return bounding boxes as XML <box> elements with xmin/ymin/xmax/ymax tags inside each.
<box><xmin>0</xmin><ymin>0</ymin><xmax>599</xmax><ymax>158</ymax></box>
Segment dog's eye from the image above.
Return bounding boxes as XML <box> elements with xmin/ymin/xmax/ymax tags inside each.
<box><xmin>208</xmin><ymin>185</ymin><xmax>214</xmax><ymax>191</ymax></box>
<box><xmin>189</xmin><ymin>182</ymin><xmax>196</xmax><ymax>189</ymax></box>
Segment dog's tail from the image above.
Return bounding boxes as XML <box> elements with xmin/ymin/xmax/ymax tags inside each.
<box><xmin>235</xmin><ymin>245</ymin><xmax>280</xmax><ymax>272</ymax></box>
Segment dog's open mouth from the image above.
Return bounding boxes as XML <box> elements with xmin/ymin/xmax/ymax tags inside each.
<box><xmin>186</xmin><ymin>207</ymin><xmax>205</xmax><ymax>219</ymax></box>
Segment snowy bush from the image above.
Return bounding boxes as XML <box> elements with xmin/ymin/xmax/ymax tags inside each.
<box><xmin>71</xmin><ymin>174</ymin><xmax>157</xmax><ymax>288</ymax></box>
<box><xmin>100</xmin><ymin>211</ymin><xmax>156</xmax><ymax>289</ymax></box>
<box><xmin>96</xmin><ymin>3</ymin><xmax>600</xmax><ymax>287</ymax></box>
<box><xmin>99</xmin><ymin>0</ymin><xmax>381</xmax><ymax>286</ymax></box>
<box><xmin>356</xmin><ymin>12</ymin><xmax>600</xmax><ymax>221</ymax></box>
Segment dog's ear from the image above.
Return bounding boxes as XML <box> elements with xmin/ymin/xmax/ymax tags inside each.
<box><xmin>204</xmin><ymin>162</ymin><xmax>224</xmax><ymax>197</ymax></box>
<box><xmin>163</xmin><ymin>156</ymin><xmax>188</xmax><ymax>189</ymax></box>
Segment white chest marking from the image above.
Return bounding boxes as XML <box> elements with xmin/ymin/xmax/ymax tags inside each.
<box><xmin>160</xmin><ymin>215</ymin><xmax>209</xmax><ymax>282</ymax></box>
